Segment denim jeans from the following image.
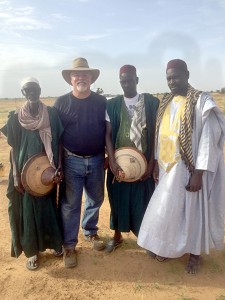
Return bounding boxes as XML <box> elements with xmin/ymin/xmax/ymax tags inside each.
<box><xmin>61</xmin><ymin>152</ymin><xmax>104</xmax><ymax>249</ymax></box>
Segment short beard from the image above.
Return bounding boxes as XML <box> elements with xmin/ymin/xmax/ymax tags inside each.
<box><xmin>77</xmin><ymin>84</ymin><xmax>89</xmax><ymax>93</ymax></box>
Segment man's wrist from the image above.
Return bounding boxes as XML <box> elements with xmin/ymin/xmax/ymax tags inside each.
<box><xmin>193</xmin><ymin>169</ymin><xmax>204</xmax><ymax>175</ymax></box>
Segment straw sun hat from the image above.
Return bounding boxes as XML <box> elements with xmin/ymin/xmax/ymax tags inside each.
<box><xmin>62</xmin><ymin>57</ymin><xmax>100</xmax><ymax>85</ymax></box>
<box><xmin>113</xmin><ymin>147</ymin><xmax>147</xmax><ymax>182</ymax></box>
<box><xmin>21</xmin><ymin>153</ymin><xmax>56</xmax><ymax>197</ymax></box>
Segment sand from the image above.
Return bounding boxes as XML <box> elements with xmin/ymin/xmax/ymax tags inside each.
<box><xmin>0</xmin><ymin>134</ymin><xmax>225</xmax><ymax>300</ymax></box>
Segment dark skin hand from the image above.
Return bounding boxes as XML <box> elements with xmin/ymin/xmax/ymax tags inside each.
<box><xmin>13</xmin><ymin>174</ymin><xmax>25</xmax><ymax>194</ymax></box>
<box><xmin>104</xmin><ymin>155</ymin><xmax>109</xmax><ymax>170</ymax></box>
<box><xmin>105</xmin><ymin>121</ymin><xmax>125</xmax><ymax>182</ymax></box>
<box><xmin>10</xmin><ymin>149</ymin><xmax>24</xmax><ymax>194</ymax></box>
<box><xmin>109</xmin><ymin>160</ymin><xmax>125</xmax><ymax>182</ymax></box>
<box><xmin>52</xmin><ymin>167</ymin><xmax>63</xmax><ymax>184</ymax></box>
<box><xmin>153</xmin><ymin>160</ymin><xmax>159</xmax><ymax>184</ymax></box>
<box><xmin>185</xmin><ymin>170</ymin><xmax>203</xmax><ymax>192</ymax></box>
<box><xmin>53</xmin><ymin>143</ymin><xmax>64</xmax><ymax>184</ymax></box>
<box><xmin>140</xmin><ymin>157</ymin><xmax>155</xmax><ymax>181</ymax></box>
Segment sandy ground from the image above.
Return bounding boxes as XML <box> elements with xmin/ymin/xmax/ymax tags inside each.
<box><xmin>0</xmin><ymin>134</ymin><xmax>225</xmax><ymax>300</ymax></box>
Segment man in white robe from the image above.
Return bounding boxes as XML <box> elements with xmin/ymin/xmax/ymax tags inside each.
<box><xmin>137</xmin><ymin>59</ymin><xmax>225</xmax><ymax>274</ymax></box>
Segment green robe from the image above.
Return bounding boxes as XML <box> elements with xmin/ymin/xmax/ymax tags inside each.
<box><xmin>106</xmin><ymin>94</ymin><xmax>159</xmax><ymax>236</ymax></box>
<box><xmin>1</xmin><ymin>106</ymin><xmax>63</xmax><ymax>258</ymax></box>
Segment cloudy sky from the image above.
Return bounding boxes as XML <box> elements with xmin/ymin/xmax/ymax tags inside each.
<box><xmin>0</xmin><ymin>0</ymin><xmax>224</xmax><ymax>98</ymax></box>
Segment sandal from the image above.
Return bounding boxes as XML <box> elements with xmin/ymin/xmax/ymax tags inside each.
<box><xmin>50</xmin><ymin>249</ymin><xmax>63</xmax><ymax>257</ymax></box>
<box><xmin>185</xmin><ymin>254</ymin><xmax>201</xmax><ymax>274</ymax></box>
<box><xmin>156</xmin><ymin>255</ymin><xmax>169</xmax><ymax>262</ymax></box>
<box><xmin>105</xmin><ymin>238</ymin><xmax>123</xmax><ymax>253</ymax></box>
<box><xmin>26</xmin><ymin>255</ymin><xmax>38</xmax><ymax>271</ymax></box>
<box><xmin>146</xmin><ymin>250</ymin><xmax>157</xmax><ymax>259</ymax></box>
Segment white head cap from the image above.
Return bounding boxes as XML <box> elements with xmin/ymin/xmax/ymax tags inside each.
<box><xmin>21</xmin><ymin>77</ymin><xmax>40</xmax><ymax>89</ymax></box>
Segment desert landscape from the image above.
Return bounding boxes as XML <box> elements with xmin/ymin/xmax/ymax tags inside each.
<box><xmin>0</xmin><ymin>95</ymin><xmax>225</xmax><ymax>300</ymax></box>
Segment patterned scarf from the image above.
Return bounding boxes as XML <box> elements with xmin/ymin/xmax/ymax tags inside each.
<box><xmin>130</xmin><ymin>94</ymin><xmax>146</xmax><ymax>152</ymax></box>
<box><xmin>155</xmin><ymin>84</ymin><xmax>201</xmax><ymax>173</ymax></box>
<box><xmin>18</xmin><ymin>101</ymin><xmax>56</xmax><ymax>169</ymax></box>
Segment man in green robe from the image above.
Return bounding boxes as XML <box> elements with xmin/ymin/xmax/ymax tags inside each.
<box><xmin>1</xmin><ymin>77</ymin><xmax>63</xmax><ymax>270</ymax></box>
<box><xmin>105</xmin><ymin>65</ymin><xmax>159</xmax><ymax>252</ymax></box>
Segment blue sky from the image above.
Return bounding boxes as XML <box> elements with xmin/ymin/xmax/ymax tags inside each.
<box><xmin>0</xmin><ymin>0</ymin><xmax>224</xmax><ymax>98</ymax></box>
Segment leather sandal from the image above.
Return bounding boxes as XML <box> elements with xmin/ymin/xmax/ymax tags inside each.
<box><xmin>146</xmin><ymin>250</ymin><xmax>157</xmax><ymax>259</ymax></box>
<box><xmin>156</xmin><ymin>255</ymin><xmax>169</xmax><ymax>262</ymax></box>
<box><xmin>26</xmin><ymin>255</ymin><xmax>38</xmax><ymax>271</ymax></box>
<box><xmin>105</xmin><ymin>238</ymin><xmax>123</xmax><ymax>253</ymax></box>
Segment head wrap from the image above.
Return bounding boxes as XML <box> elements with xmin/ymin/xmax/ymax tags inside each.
<box><xmin>166</xmin><ymin>59</ymin><xmax>188</xmax><ymax>72</ymax></box>
<box><xmin>21</xmin><ymin>77</ymin><xmax>40</xmax><ymax>89</ymax></box>
<box><xmin>119</xmin><ymin>65</ymin><xmax>136</xmax><ymax>75</ymax></box>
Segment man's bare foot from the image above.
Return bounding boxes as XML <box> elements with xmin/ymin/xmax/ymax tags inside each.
<box><xmin>185</xmin><ymin>254</ymin><xmax>201</xmax><ymax>274</ymax></box>
<box><xmin>114</xmin><ymin>230</ymin><xmax>122</xmax><ymax>241</ymax></box>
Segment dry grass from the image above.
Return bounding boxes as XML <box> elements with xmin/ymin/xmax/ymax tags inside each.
<box><xmin>0</xmin><ymin>97</ymin><xmax>55</xmax><ymax>129</ymax></box>
<box><xmin>0</xmin><ymin>93</ymin><xmax>224</xmax><ymax>129</ymax></box>
<box><xmin>211</xmin><ymin>93</ymin><xmax>225</xmax><ymax>114</ymax></box>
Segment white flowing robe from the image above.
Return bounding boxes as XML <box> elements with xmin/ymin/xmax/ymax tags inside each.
<box><xmin>137</xmin><ymin>92</ymin><xmax>225</xmax><ymax>257</ymax></box>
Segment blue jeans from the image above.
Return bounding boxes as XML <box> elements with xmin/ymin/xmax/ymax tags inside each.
<box><xmin>61</xmin><ymin>152</ymin><xmax>104</xmax><ymax>249</ymax></box>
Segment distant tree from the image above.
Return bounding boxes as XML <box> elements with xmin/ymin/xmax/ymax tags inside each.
<box><xmin>220</xmin><ymin>87</ymin><xmax>225</xmax><ymax>94</ymax></box>
<box><xmin>96</xmin><ymin>88</ymin><xmax>104</xmax><ymax>95</ymax></box>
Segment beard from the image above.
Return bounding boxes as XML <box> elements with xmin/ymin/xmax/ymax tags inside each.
<box><xmin>76</xmin><ymin>83</ymin><xmax>89</xmax><ymax>93</ymax></box>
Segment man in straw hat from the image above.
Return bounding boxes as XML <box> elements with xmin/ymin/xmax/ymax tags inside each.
<box><xmin>1</xmin><ymin>77</ymin><xmax>64</xmax><ymax>270</ymax></box>
<box><xmin>105</xmin><ymin>64</ymin><xmax>159</xmax><ymax>252</ymax></box>
<box><xmin>54</xmin><ymin>57</ymin><xmax>107</xmax><ymax>268</ymax></box>
<box><xmin>138</xmin><ymin>59</ymin><xmax>225</xmax><ymax>274</ymax></box>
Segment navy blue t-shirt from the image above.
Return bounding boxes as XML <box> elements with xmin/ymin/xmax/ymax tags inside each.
<box><xmin>54</xmin><ymin>92</ymin><xmax>106</xmax><ymax>156</ymax></box>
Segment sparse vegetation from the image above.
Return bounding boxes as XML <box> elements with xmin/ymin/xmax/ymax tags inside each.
<box><xmin>0</xmin><ymin>94</ymin><xmax>224</xmax><ymax>300</ymax></box>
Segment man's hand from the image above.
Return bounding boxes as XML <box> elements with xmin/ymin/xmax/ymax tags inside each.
<box><xmin>104</xmin><ymin>156</ymin><xmax>109</xmax><ymax>170</ymax></box>
<box><xmin>153</xmin><ymin>161</ymin><xmax>159</xmax><ymax>184</ymax></box>
<box><xmin>52</xmin><ymin>168</ymin><xmax>63</xmax><ymax>184</ymax></box>
<box><xmin>185</xmin><ymin>170</ymin><xmax>203</xmax><ymax>192</ymax></box>
<box><xmin>115</xmin><ymin>169</ymin><xmax>126</xmax><ymax>182</ymax></box>
<box><xmin>109</xmin><ymin>160</ymin><xmax>125</xmax><ymax>182</ymax></box>
<box><xmin>13</xmin><ymin>175</ymin><xmax>24</xmax><ymax>194</ymax></box>
<box><xmin>141</xmin><ymin>160</ymin><xmax>155</xmax><ymax>181</ymax></box>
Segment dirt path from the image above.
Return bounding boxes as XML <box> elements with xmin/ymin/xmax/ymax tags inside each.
<box><xmin>0</xmin><ymin>135</ymin><xmax>225</xmax><ymax>300</ymax></box>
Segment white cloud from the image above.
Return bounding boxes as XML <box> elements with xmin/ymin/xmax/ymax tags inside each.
<box><xmin>15</xmin><ymin>6</ymin><xmax>34</xmax><ymax>16</ymax></box>
<box><xmin>70</xmin><ymin>33</ymin><xmax>111</xmax><ymax>41</ymax></box>
<box><xmin>0</xmin><ymin>2</ymin><xmax>51</xmax><ymax>32</ymax></box>
<box><xmin>4</xmin><ymin>16</ymin><xmax>51</xmax><ymax>30</ymax></box>
<box><xmin>0</xmin><ymin>11</ymin><xmax>11</xmax><ymax>18</ymax></box>
<box><xmin>51</xmin><ymin>13</ymin><xmax>71</xmax><ymax>21</ymax></box>
<box><xmin>0</xmin><ymin>0</ymin><xmax>10</xmax><ymax>5</ymax></box>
